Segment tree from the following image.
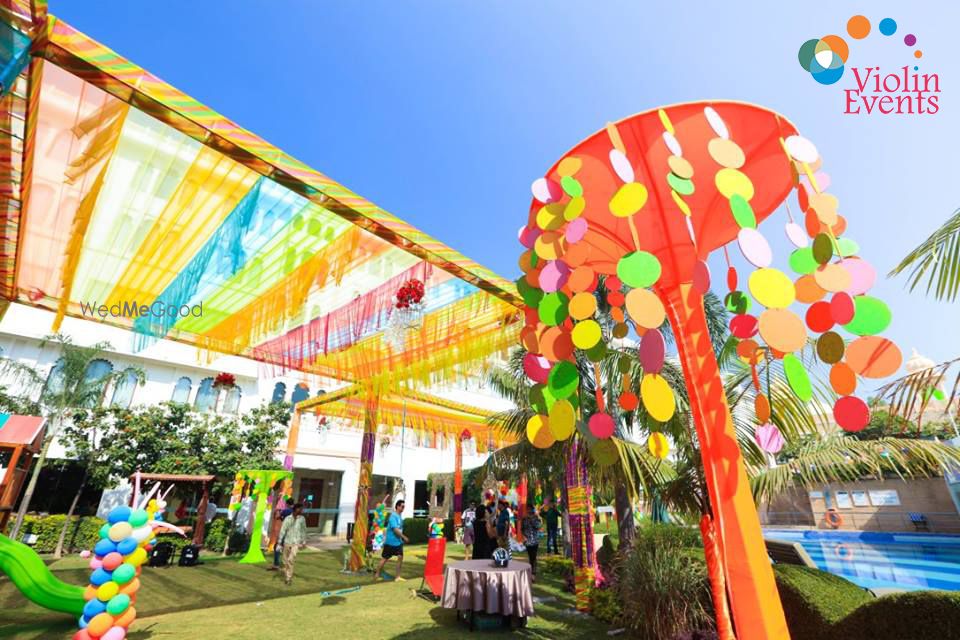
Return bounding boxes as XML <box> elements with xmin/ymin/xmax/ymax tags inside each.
<box><xmin>4</xmin><ymin>335</ymin><xmax>138</xmax><ymax>540</ymax></box>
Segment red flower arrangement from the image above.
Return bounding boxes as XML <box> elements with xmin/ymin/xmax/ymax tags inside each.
<box><xmin>213</xmin><ymin>372</ymin><xmax>236</xmax><ymax>388</ymax></box>
<box><xmin>460</xmin><ymin>429</ymin><xmax>472</xmax><ymax>440</ymax></box>
<box><xmin>395</xmin><ymin>278</ymin><xmax>425</xmax><ymax>309</ymax></box>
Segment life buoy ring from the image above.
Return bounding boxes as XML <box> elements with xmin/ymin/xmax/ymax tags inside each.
<box><xmin>834</xmin><ymin>543</ymin><xmax>854</xmax><ymax>561</ymax></box>
<box><xmin>825</xmin><ymin>508</ymin><xmax>843</xmax><ymax>529</ymax></box>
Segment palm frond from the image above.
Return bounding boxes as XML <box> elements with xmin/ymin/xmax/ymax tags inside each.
<box><xmin>873</xmin><ymin>357</ymin><xmax>960</xmax><ymax>425</ymax></box>
<box><xmin>889</xmin><ymin>208</ymin><xmax>960</xmax><ymax>302</ymax></box>
<box><xmin>751</xmin><ymin>435</ymin><xmax>960</xmax><ymax>504</ymax></box>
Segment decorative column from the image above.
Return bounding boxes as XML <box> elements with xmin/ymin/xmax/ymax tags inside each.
<box><xmin>566</xmin><ymin>440</ymin><xmax>595</xmax><ymax>612</ymax></box>
<box><xmin>192</xmin><ymin>480</ymin><xmax>210</xmax><ymax>546</ymax></box>
<box><xmin>349</xmin><ymin>393</ymin><xmax>379</xmax><ymax>571</ymax></box>
<box><xmin>665</xmin><ymin>283</ymin><xmax>786</xmax><ymax>639</ymax></box>
<box><xmin>453</xmin><ymin>433</ymin><xmax>464</xmax><ymax>527</ymax></box>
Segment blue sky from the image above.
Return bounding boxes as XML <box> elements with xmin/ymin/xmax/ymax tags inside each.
<box><xmin>55</xmin><ymin>1</ymin><xmax>959</xmax><ymax>373</ymax></box>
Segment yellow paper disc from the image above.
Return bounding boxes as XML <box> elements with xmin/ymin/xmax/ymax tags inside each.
<box><xmin>671</xmin><ymin>190</ymin><xmax>691</xmax><ymax>216</ymax></box>
<box><xmin>808</xmin><ymin>192</ymin><xmax>839</xmax><ymax>226</ymax></box>
<box><xmin>569</xmin><ymin>292</ymin><xmax>598</xmax><ymax>320</ymax></box>
<box><xmin>609</xmin><ymin>182</ymin><xmax>649</xmax><ymax>218</ymax></box>
<box><xmin>813</xmin><ymin>262</ymin><xmax>852</xmax><ymax>292</ymax></box>
<box><xmin>758</xmin><ymin>308</ymin><xmax>808</xmax><ymax>354</ymax></box>
<box><xmin>707</xmin><ymin>138</ymin><xmax>745</xmax><ymax>169</ymax></box>
<box><xmin>548</xmin><ymin>399</ymin><xmax>576</xmax><ymax>441</ymax></box>
<box><xmin>625</xmin><ymin>287</ymin><xmax>666</xmax><ymax>329</ymax></box>
<box><xmin>526</xmin><ymin>414</ymin><xmax>556</xmax><ymax>449</ymax></box>
<box><xmin>647</xmin><ymin>432</ymin><xmax>670</xmax><ymax>459</ymax></box>
<box><xmin>564</xmin><ymin>196</ymin><xmax>586</xmax><ymax>221</ymax></box>
<box><xmin>667</xmin><ymin>155</ymin><xmax>694</xmax><ymax>179</ymax></box>
<box><xmin>571</xmin><ymin>319</ymin><xmax>602</xmax><ymax>349</ymax></box>
<box><xmin>748</xmin><ymin>268</ymin><xmax>796</xmax><ymax>309</ymax></box>
<box><xmin>640</xmin><ymin>373</ymin><xmax>676</xmax><ymax>423</ymax></box>
<box><xmin>715</xmin><ymin>168</ymin><xmax>755</xmax><ymax>201</ymax></box>
<box><xmin>536</xmin><ymin>203</ymin><xmax>565</xmax><ymax>231</ymax></box>
<box><xmin>557</xmin><ymin>156</ymin><xmax>582</xmax><ymax>178</ymax></box>
<box><xmin>534</xmin><ymin>231</ymin><xmax>566</xmax><ymax>261</ymax></box>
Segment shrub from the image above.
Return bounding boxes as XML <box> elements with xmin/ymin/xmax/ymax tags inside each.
<box><xmin>832</xmin><ymin>590</ymin><xmax>960</xmax><ymax>640</ymax></box>
<box><xmin>772</xmin><ymin>564</ymin><xmax>872</xmax><ymax>640</ymax></box>
<box><xmin>15</xmin><ymin>515</ymin><xmax>106</xmax><ymax>554</ymax></box>
<box><xmin>401</xmin><ymin>518</ymin><xmax>455</xmax><ymax>544</ymax></box>
<box><xmin>539</xmin><ymin>555</ymin><xmax>574</xmax><ymax>578</ymax></box>
<box><xmin>614</xmin><ymin>524</ymin><xmax>714</xmax><ymax>640</ymax></box>
<box><xmin>588</xmin><ymin>586</ymin><xmax>622</xmax><ymax>624</ymax></box>
<box><xmin>202</xmin><ymin>517</ymin><xmax>230</xmax><ymax>551</ymax></box>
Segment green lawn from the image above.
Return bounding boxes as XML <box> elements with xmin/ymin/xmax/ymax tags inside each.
<box><xmin>0</xmin><ymin>543</ymin><xmax>607</xmax><ymax>639</ymax></box>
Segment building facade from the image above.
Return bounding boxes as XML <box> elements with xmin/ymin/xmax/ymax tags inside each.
<box><xmin>0</xmin><ymin>304</ymin><xmax>506</xmax><ymax>535</ymax></box>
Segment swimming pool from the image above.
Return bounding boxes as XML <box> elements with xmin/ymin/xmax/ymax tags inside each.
<box><xmin>764</xmin><ymin>528</ymin><xmax>960</xmax><ymax>591</ymax></box>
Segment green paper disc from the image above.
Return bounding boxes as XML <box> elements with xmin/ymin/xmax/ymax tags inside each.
<box><xmin>538</xmin><ymin>291</ymin><xmax>569</xmax><ymax>326</ymax></box>
<box><xmin>529</xmin><ymin>384</ymin><xmax>548</xmax><ymax>414</ymax></box>
<box><xmin>843</xmin><ymin>295</ymin><xmax>892</xmax><ymax>336</ymax></box>
<box><xmin>724</xmin><ymin>290</ymin><xmax>752</xmax><ymax>315</ymax></box>
<box><xmin>516</xmin><ymin>277</ymin><xmax>543</xmax><ymax>308</ymax></box>
<box><xmin>836</xmin><ymin>237</ymin><xmax>860</xmax><ymax>257</ymax></box>
<box><xmin>729</xmin><ymin>194</ymin><xmax>757</xmax><ymax>229</ymax></box>
<box><xmin>812</xmin><ymin>233</ymin><xmax>833</xmax><ymax>265</ymax></box>
<box><xmin>788</xmin><ymin>247</ymin><xmax>818</xmax><ymax>275</ymax></box>
<box><xmin>617</xmin><ymin>355</ymin><xmax>632</xmax><ymax>374</ymax></box>
<box><xmin>547</xmin><ymin>360</ymin><xmax>580</xmax><ymax>399</ymax></box>
<box><xmin>586</xmin><ymin>340</ymin><xmax>608</xmax><ymax>363</ymax></box>
<box><xmin>591</xmin><ymin>438</ymin><xmax>619</xmax><ymax>467</ymax></box>
<box><xmin>783</xmin><ymin>353</ymin><xmax>813</xmax><ymax>402</ymax></box>
<box><xmin>617</xmin><ymin>251</ymin><xmax>662</xmax><ymax>289</ymax></box>
<box><xmin>666</xmin><ymin>173</ymin><xmax>695</xmax><ymax>196</ymax></box>
<box><xmin>542</xmin><ymin>383</ymin><xmax>559</xmax><ymax>412</ymax></box>
<box><xmin>561</xmin><ymin>175</ymin><xmax>583</xmax><ymax>198</ymax></box>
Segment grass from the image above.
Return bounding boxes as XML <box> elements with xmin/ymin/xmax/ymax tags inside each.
<box><xmin>0</xmin><ymin>543</ymin><xmax>607</xmax><ymax>639</ymax></box>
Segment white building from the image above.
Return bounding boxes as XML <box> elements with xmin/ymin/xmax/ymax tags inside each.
<box><xmin>0</xmin><ymin>303</ymin><xmax>510</xmax><ymax>536</ymax></box>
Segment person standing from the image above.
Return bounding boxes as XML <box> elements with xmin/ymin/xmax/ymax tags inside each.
<box><xmin>495</xmin><ymin>500</ymin><xmax>511</xmax><ymax>549</ymax></box>
<box><xmin>278</xmin><ymin>503</ymin><xmax>308</xmax><ymax>585</ymax></box>
<box><xmin>521</xmin><ymin>505</ymin><xmax>542</xmax><ymax>580</ymax></box>
<box><xmin>376</xmin><ymin>499</ymin><xmax>410</xmax><ymax>581</ymax></box>
<box><xmin>268</xmin><ymin>498</ymin><xmax>294</xmax><ymax>571</ymax></box>
<box><xmin>541</xmin><ymin>499</ymin><xmax>560</xmax><ymax>555</ymax></box>
<box><xmin>462</xmin><ymin>502</ymin><xmax>477</xmax><ymax>560</ymax></box>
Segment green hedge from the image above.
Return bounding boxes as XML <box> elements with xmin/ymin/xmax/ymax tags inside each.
<box><xmin>401</xmin><ymin>518</ymin><xmax>455</xmax><ymax>545</ymax></box>
<box><xmin>539</xmin><ymin>555</ymin><xmax>574</xmax><ymax>578</ymax></box>
<box><xmin>15</xmin><ymin>515</ymin><xmax>106</xmax><ymax>554</ymax></box>
<box><xmin>588</xmin><ymin>586</ymin><xmax>622</xmax><ymax>624</ymax></box>
<box><xmin>832</xmin><ymin>590</ymin><xmax>960</xmax><ymax>640</ymax></box>
<box><xmin>773</xmin><ymin>564</ymin><xmax>872</xmax><ymax>640</ymax></box>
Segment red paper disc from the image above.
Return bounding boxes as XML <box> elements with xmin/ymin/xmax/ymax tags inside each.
<box><xmin>730</xmin><ymin>314</ymin><xmax>759</xmax><ymax>339</ymax></box>
<box><xmin>833</xmin><ymin>395</ymin><xmax>870</xmax><ymax>432</ymax></box>
<box><xmin>726</xmin><ymin>267</ymin><xmax>738</xmax><ymax>292</ymax></box>
<box><xmin>805</xmin><ymin>301</ymin><xmax>834</xmax><ymax>333</ymax></box>
<box><xmin>830</xmin><ymin>292</ymin><xmax>855</xmax><ymax>324</ymax></box>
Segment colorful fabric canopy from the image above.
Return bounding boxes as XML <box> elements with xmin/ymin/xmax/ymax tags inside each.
<box><xmin>297</xmin><ymin>385</ymin><xmax>515</xmax><ymax>450</ymax></box>
<box><xmin>0</xmin><ymin>8</ymin><xmax>520</xmax><ymax>389</ymax></box>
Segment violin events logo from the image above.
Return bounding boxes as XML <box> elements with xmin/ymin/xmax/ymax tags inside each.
<box><xmin>797</xmin><ymin>15</ymin><xmax>940</xmax><ymax>115</ymax></box>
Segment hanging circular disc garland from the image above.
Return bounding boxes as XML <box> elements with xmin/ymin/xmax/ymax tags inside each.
<box><xmin>512</xmin><ymin>101</ymin><xmax>904</xmax><ymax>637</ymax></box>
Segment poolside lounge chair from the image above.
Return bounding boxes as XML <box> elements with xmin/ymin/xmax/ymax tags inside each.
<box><xmin>908</xmin><ymin>512</ymin><xmax>930</xmax><ymax>532</ymax></box>
<box><xmin>764</xmin><ymin>538</ymin><xmax>818</xmax><ymax>569</ymax></box>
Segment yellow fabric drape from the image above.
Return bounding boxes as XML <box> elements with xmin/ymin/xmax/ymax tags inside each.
<box><xmin>103</xmin><ymin>145</ymin><xmax>258</xmax><ymax>309</ymax></box>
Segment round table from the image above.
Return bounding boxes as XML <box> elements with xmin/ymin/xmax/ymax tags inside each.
<box><xmin>441</xmin><ymin>559</ymin><xmax>535</xmax><ymax>630</ymax></box>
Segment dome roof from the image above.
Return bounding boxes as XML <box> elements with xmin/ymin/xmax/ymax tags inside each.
<box><xmin>905</xmin><ymin>348</ymin><xmax>936</xmax><ymax>373</ymax></box>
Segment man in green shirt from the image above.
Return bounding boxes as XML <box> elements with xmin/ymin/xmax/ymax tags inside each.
<box><xmin>540</xmin><ymin>499</ymin><xmax>561</xmax><ymax>555</ymax></box>
<box><xmin>278</xmin><ymin>503</ymin><xmax>308</xmax><ymax>585</ymax></box>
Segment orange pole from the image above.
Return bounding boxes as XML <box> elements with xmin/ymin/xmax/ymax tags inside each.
<box><xmin>700</xmin><ymin>513</ymin><xmax>736</xmax><ymax>640</ymax></box>
<box><xmin>664</xmin><ymin>283</ymin><xmax>788</xmax><ymax>640</ymax></box>
<box><xmin>349</xmin><ymin>393</ymin><xmax>379</xmax><ymax>571</ymax></box>
<box><xmin>454</xmin><ymin>436</ymin><xmax>463</xmax><ymax>527</ymax></box>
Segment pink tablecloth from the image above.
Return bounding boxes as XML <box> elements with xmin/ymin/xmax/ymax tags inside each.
<box><xmin>440</xmin><ymin>559</ymin><xmax>535</xmax><ymax>617</ymax></box>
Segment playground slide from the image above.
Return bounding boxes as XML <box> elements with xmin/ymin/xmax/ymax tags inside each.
<box><xmin>0</xmin><ymin>533</ymin><xmax>85</xmax><ymax>616</ymax></box>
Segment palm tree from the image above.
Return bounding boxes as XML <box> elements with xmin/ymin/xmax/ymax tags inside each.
<box><xmin>4</xmin><ymin>335</ymin><xmax>143</xmax><ymax>547</ymax></box>
<box><xmin>879</xmin><ymin>209</ymin><xmax>960</xmax><ymax>420</ymax></box>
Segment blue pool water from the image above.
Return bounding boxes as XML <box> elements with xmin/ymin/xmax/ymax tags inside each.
<box><xmin>764</xmin><ymin>528</ymin><xmax>960</xmax><ymax>591</ymax></box>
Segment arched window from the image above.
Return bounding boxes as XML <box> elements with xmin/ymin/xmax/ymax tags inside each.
<box><xmin>222</xmin><ymin>385</ymin><xmax>241</xmax><ymax>414</ymax></box>
<box><xmin>271</xmin><ymin>382</ymin><xmax>287</xmax><ymax>404</ymax></box>
<box><xmin>316</xmin><ymin>389</ymin><xmax>326</xmax><ymax>397</ymax></box>
<box><xmin>171</xmin><ymin>376</ymin><xmax>192</xmax><ymax>404</ymax></box>
<box><xmin>81</xmin><ymin>359</ymin><xmax>114</xmax><ymax>408</ymax></box>
<box><xmin>43</xmin><ymin>358</ymin><xmax>66</xmax><ymax>399</ymax></box>
<box><xmin>290</xmin><ymin>383</ymin><xmax>309</xmax><ymax>409</ymax></box>
<box><xmin>194</xmin><ymin>377</ymin><xmax>217</xmax><ymax>413</ymax></box>
<box><xmin>110</xmin><ymin>368</ymin><xmax>139</xmax><ymax>408</ymax></box>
